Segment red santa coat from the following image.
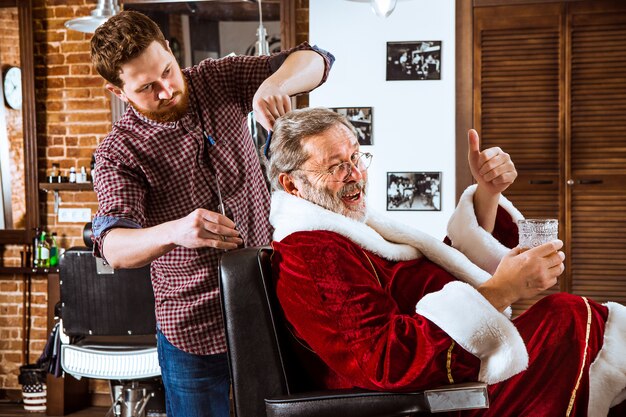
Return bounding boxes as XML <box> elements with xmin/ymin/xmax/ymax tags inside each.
<box><xmin>269</xmin><ymin>186</ymin><xmax>626</xmax><ymax>417</ymax></box>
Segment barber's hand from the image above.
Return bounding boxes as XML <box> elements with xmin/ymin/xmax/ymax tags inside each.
<box><xmin>170</xmin><ymin>208</ymin><xmax>243</xmax><ymax>250</ymax></box>
<box><xmin>252</xmin><ymin>80</ymin><xmax>292</xmax><ymax>132</ymax></box>
<box><xmin>468</xmin><ymin>129</ymin><xmax>517</xmax><ymax>196</ymax></box>
<box><xmin>479</xmin><ymin>240</ymin><xmax>565</xmax><ymax>310</ymax></box>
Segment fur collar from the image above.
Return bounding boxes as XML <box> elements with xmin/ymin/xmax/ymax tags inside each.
<box><xmin>270</xmin><ymin>190</ymin><xmax>492</xmax><ymax>288</ymax></box>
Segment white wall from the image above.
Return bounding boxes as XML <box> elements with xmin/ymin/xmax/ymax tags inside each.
<box><xmin>309</xmin><ymin>0</ymin><xmax>456</xmax><ymax>239</ymax></box>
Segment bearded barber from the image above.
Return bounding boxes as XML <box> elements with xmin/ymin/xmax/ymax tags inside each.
<box><xmin>89</xmin><ymin>10</ymin><xmax>334</xmax><ymax>417</ymax></box>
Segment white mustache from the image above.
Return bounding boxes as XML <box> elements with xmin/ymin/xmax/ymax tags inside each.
<box><xmin>339</xmin><ymin>180</ymin><xmax>366</xmax><ymax>197</ymax></box>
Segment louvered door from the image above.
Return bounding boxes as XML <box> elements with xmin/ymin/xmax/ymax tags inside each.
<box><xmin>474</xmin><ymin>5</ymin><xmax>564</xmax><ymax>316</ymax></box>
<box><xmin>472</xmin><ymin>1</ymin><xmax>626</xmax><ymax>315</ymax></box>
<box><xmin>567</xmin><ymin>4</ymin><xmax>626</xmax><ymax>305</ymax></box>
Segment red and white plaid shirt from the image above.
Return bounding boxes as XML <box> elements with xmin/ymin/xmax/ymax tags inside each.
<box><xmin>92</xmin><ymin>43</ymin><xmax>334</xmax><ymax>355</ymax></box>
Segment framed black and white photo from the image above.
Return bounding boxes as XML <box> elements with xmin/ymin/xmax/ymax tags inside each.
<box><xmin>386</xmin><ymin>41</ymin><xmax>442</xmax><ymax>81</ymax></box>
<box><xmin>330</xmin><ymin>107</ymin><xmax>373</xmax><ymax>146</ymax></box>
<box><xmin>387</xmin><ymin>172</ymin><xmax>442</xmax><ymax>211</ymax></box>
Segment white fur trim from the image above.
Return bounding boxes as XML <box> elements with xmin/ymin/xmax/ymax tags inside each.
<box><xmin>447</xmin><ymin>185</ymin><xmax>524</xmax><ymax>275</ymax></box>
<box><xmin>415</xmin><ymin>281</ymin><xmax>528</xmax><ymax>384</ymax></box>
<box><xmin>270</xmin><ymin>191</ymin><xmax>493</xmax><ymax>287</ymax></box>
<box><xmin>270</xmin><ymin>191</ymin><xmax>420</xmax><ymax>261</ymax></box>
<box><xmin>588</xmin><ymin>302</ymin><xmax>626</xmax><ymax>417</ymax></box>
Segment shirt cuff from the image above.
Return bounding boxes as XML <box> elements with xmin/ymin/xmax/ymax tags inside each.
<box><xmin>91</xmin><ymin>215</ymin><xmax>141</xmax><ymax>260</ymax></box>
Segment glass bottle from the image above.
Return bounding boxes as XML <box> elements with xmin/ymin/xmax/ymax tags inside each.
<box><xmin>32</xmin><ymin>227</ymin><xmax>41</xmax><ymax>267</ymax></box>
<box><xmin>49</xmin><ymin>232</ymin><xmax>59</xmax><ymax>267</ymax></box>
<box><xmin>35</xmin><ymin>231</ymin><xmax>50</xmax><ymax>268</ymax></box>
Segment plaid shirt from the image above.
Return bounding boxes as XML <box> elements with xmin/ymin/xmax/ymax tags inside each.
<box><xmin>92</xmin><ymin>43</ymin><xmax>334</xmax><ymax>355</ymax></box>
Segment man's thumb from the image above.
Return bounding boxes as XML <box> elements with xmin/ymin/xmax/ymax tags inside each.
<box><xmin>468</xmin><ymin>129</ymin><xmax>481</xmax><ymax>168</ymax></box>
<box><xmin>468</xmin><ymin>129</ymin><xmax>480</xmax><ymax>154</ymax></box>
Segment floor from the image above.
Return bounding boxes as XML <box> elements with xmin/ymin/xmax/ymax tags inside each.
<box><xmin>0</xmin><ymin>403</ymin><xmax>107</xmax><ymax>416</ymax></box>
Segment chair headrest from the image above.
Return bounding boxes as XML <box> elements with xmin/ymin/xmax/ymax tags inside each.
<box><xmin>82</xmin><ymin>222</ymin><xmax>94</xmax><ymax>249</ymax></box>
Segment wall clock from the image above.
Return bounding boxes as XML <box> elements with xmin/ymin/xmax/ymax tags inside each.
<box><xmin>3</xmin><ymin>66</ymin><xmax>22</xmax><ymax>110</ymax></box>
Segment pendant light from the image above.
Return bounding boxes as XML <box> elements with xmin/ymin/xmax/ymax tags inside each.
<box><xmin>255</xmin><ymin>0</ymin><xmax>270</xmax><ymax>56</ymax></box>
<box><xmin>346</xmin><ymin>0</ymin><xmax>402</xmax><ymax>18</ymax></box>
<box><xmin>370</xmin><ymin>0</ymin><xmax>397</xmax><ymax>17</ymax></box>
<box><xmin>65</xmin><ymin>0</ymin><xmax>121</xmax><ymax>33</ymax></box>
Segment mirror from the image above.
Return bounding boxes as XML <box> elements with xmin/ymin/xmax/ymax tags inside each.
<box><xmin>0</xmin><ymin>0</ymin><xmax>37</xmax><ymax>243</ymax></box>
<box><xmin>124</xmin><ymin>0</ymin><xmax>282</xmax><ymax>66</ymax></box>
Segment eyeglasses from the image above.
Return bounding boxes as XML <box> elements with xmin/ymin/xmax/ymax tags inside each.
<box><xmin>294</xmin><ymin>152</ymin><xmax>373</xmax><ymax>182</ymax></box>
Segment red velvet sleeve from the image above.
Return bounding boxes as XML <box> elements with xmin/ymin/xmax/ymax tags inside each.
<box><xmin>492</xmin><ymin>205</ymin><xmax>519</xmax><ymax>249</ymax></box>
<box><xmin>272</xmin><ymin>230</ymin><xmax>480</xmax><ymax>392</ymax></box>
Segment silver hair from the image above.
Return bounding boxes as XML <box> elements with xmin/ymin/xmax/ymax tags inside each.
<box><xmin>260</xmin><ymin>107</ymin><xmax>358</xmax><ymax>191</ymax></box>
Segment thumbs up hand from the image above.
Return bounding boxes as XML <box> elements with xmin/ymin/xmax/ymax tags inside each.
<box><xmin>468</xmin><ymin>129</ymin><xmax>517</xmax><ymax>196</ymax></box>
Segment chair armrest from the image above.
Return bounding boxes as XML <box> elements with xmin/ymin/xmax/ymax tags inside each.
<box><xmin>265</xmin><ymin>382</ymin><xmax>489</xmax><ymax>417</ymax></box>
<box><xmin>265</xmin><ymin>389</ymin><xmax>427</xmax><ymax>417</ymax></box>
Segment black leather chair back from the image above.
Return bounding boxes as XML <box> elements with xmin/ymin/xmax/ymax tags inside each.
<box><xmin>220</xmin><ymin>247</ymin><xmax>299</xmax><ymax>417</ymax></box>
<box><xmin>60</xmin><ymin>247</ymin><xmax>155</xmax><ymax>336</ymax></box>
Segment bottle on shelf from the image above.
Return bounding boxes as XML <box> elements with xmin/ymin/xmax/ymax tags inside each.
<box><xmin>48</xmin><ymin>164</ymin><xmax>59</xmax><ymax>183</ymax></box>
<box><xmin>32</xmin><ymin>227</ymin><xmax>41</xmax><ymax>268</ymax></box>
<box><xmin>79</xmin><ymin>166</ymin><xmax>88</xmax><ymax>183</ymax></box>
<box><xmin>49</xmin><ymin>232</ymin><xmax>59</xmax><ymax>267</ymax></box>
<box><xmin>34</xmin><ymin>231</ymin><xmax>50</xmax><ymax>268</ymax></box>
<box><xmin>69</xmin><ymin>167</ymin><xmax>76</xmax><ymax>183</ymax></box>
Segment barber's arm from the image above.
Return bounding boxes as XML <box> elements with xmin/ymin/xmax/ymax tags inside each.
<box><xmin>467</xmin><ymin>129</ymin><xmax>517</xmax><ymax>233</ymax></box>
<box><xmin>253</xmin><ymin>49</ymin><xmax>327</xmax><ymax>131</ymax></box>
<box><xmin>101</xmin><ymin>209</ymin><xmax>243</xmax><ymax>269</ymax></box>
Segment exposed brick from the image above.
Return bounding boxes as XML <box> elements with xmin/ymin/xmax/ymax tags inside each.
<box><xmin>60</xmin><ymin>41</ymin><xmax>90</xmax><ymax>54</ymax></box>
<box><xmin>68</xmin><ymin>124</ymin><xmax>110</xmax><ymax>135</ymax></box>
<box><xmin>46</xmin><ymin>30</ymin><xmax>65</xmax><ymax>42</ymax></box>
<box><xmin>0</xmin><ymin>281</ymin><xmax>19</xmax><ymax>292</ymax></box>
<box><xmin>65</xmin><ymin>137</ymin><xmax>79</xmax><ymax>147</ymax></box>
<box><xmin>46</xmin><ymin>147</ymin><xmax>65</xmax><ymax>158</ymax></box>
<box><xmin>47</xmin><ymin>65</ymin><xmax>70</xmax><ymax>76</ymax></box>
<box><xmin>74</xmin><ymin>191</ymin><xmax>97</xmax><ymax>203</ymax></box>
<box><xmin>65</xmin><ymin>76</ymin><xmax>105</xmax><ymax>88</ymax></box>
<box><xmin>70</xmin><ymin>64</ymin><xmax>91</xmax><ymax>75</ymax></box>
<box><xmin>48</xmin><ymin>124</ymin><xmax>67</xmax><ymax>135</ymax></box>
<box><xmin>66</xmin><ymin>53</ymin><xmax>91</xmax><ymax>64</ymax></box>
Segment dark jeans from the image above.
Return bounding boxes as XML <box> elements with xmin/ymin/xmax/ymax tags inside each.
<box><xmin>157</xmin><ymin>330</ymin><xmax>230</xmax><ymax>417</ymax></box>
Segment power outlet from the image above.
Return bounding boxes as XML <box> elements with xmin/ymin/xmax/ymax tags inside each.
<box><xmin>58</xmin><ymin>208</ymin><xmax>92</xmax><ymax>223</ymax></box>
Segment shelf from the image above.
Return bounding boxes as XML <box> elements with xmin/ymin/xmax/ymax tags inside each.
<box><xmin>39</xmin><ymin>182</ymin><xmax>93</xmax><ymax>192</ymax></box>
<box><xmin>0</xmin><ymin>266</ymin><xmax>60</xmax><ymax>275</ymax></box>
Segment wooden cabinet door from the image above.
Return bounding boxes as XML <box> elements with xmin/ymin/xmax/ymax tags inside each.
<box><xmin>474</xmin><ymin>4</ymin><xmax>565</xmax><ymax>316</ymax></box>
<box><xmin>567</xmin><ymin>2</ymin><xmax>626</xmax><ymax>305</ymax></box>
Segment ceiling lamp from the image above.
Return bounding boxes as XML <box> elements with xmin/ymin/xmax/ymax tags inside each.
<box><xmin>65</xmin><ymin>0</ymin><xmax>121</xmax><ymax>33</ymax></box>
<box><xmin>255</xmin><ymin>0</ymin><xmax>270</xmax><ymax>55</ymax></box>
<box><xmin>347</xmin><ymin>0</ymin><xmax>400</xmax><ymax>18</ymax></box>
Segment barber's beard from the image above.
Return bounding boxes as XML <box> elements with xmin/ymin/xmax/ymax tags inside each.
<box><xmin>130</xmin><ymin>78</ymin><xmax>190</xmax><ymax>123</ymax></box>
<box><xmin>299</xmin><ymin>177</ymin><xmax>368</xmax><ymax>222</ymax></box>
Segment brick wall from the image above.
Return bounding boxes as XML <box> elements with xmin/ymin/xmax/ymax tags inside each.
<box><xmin>0</xmin><ymin>5</ymin><xmax>40</xmax><ymax>394</ymax></box>
<box><xmin>0</xmin><ymin>0</ymin><xmax>310</xmax><ymax>399</ymax></box>
<box><xmin>0</xmin><ymin>0</ymin><xmax>109</xmax><ymax>395</ymax></box>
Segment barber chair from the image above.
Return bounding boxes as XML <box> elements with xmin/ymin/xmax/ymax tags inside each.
<box><xmin>58</xmin><ymin>224</ymin><xmax>165</xmax><ymax>417</ymax></box>
<box><xmin>219</xmin><ymin>247</ymin><xmax>490</xmax><ymax>417</ymax></box>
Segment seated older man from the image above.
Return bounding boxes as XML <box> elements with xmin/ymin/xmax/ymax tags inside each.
<box><xmin>262</xmin><ymin>107</ymin><xmax>626</xmax><ymax>417</ymax></box>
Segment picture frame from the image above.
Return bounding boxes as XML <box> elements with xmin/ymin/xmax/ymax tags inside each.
<box><xmin>387</xmin><ymin>172</ymin><xmax>442</xmax><ymax>211</ymax></box>
<box><xmin>386</xmin><ymin>41</ymin><xmax>442</xmax><ymax>81</ymax></box>
<box><xmin>330</xmin><ymin>107</ymin><xmax>373</xmax><ymax>146</ymax></box>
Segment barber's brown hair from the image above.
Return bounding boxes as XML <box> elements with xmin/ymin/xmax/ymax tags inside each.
<box><xmin>90</xmin><ymin>10</ymin><xmax>168</xmax><ymax>88</ymax></box>
<box><xmin>261</xmin><ymin>107</ymin><xmax>358</xmax><ymax>191</ymax></box>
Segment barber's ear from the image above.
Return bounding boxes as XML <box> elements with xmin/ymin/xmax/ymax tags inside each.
<box><xmin>106</xmin><ymin>83</ymin><xmax>128</xmax><ymax>103</ymax></box>
<box><xmin>278</xmin><ymin>173</ymin><xmax>301</xmax><ymax>197</ymax></box>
